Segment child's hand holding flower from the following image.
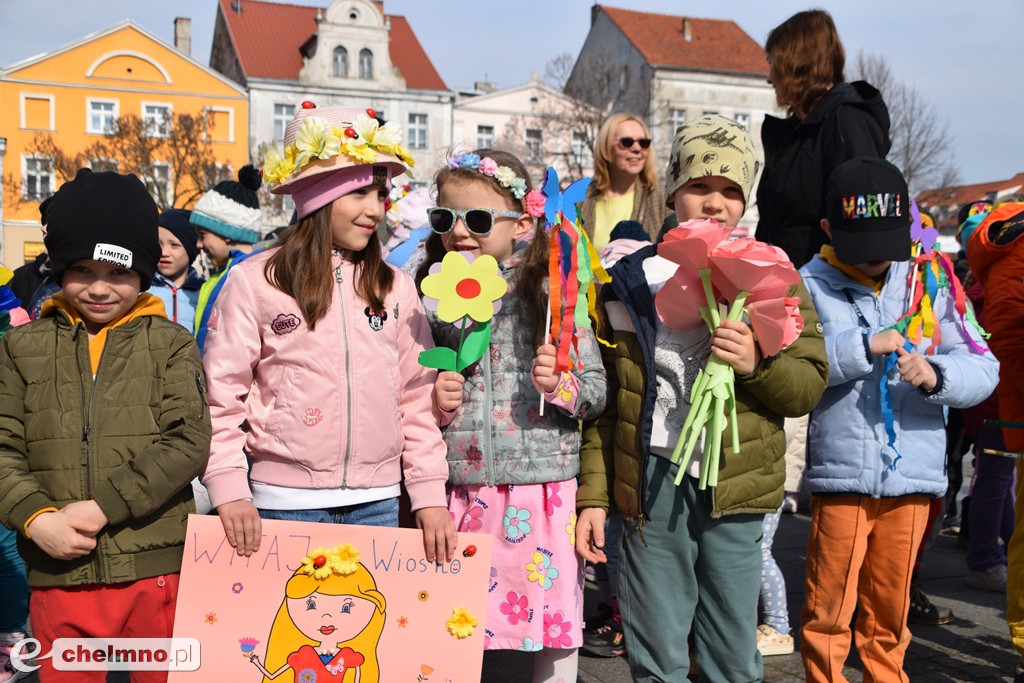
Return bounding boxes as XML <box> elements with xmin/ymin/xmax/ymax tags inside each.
<box><xmin>435</xmin><ymin>371</ymin><xmax>465</xmax><ymax>413</ymax></box>
<box><xmin>711</xmin><ymin>319</ymin><xmax>761</xmax><ymax>376</ymax></box>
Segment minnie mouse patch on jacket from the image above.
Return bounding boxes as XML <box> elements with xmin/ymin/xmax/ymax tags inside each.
<box><xmin>365</xmin><ymin>307</ymin><xmax>387</xmax><ymax>331</ymax></box>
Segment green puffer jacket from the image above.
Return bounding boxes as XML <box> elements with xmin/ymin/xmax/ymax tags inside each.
<box><xmin>0</xmin><ymin>304</ymin><xmax>211</xmax><ymax>587</ymax></box>
<box><xmin>577</xmin><ymin>246</ymin><xmax>829</xmax><ymax>520</ymax></box>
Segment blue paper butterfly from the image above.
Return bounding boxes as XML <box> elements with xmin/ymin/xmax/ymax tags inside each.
<box><xmin>541</xmin><ymin>167</ymin><xmax>591</xmax><ymax>228</ymax></box>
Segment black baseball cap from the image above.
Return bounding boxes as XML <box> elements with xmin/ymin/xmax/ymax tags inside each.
<box><xmin>825</xmin><ymin>157</ymin><xmax>911</xmax><ymax>264</ymax></box>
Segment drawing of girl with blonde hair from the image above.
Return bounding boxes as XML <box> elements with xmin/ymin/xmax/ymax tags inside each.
<box><xmin>249</xmin><ymin>543</ymin><xmax>386</xmax><ymax>683</ymax></box>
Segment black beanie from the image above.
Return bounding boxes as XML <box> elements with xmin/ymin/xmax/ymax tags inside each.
<box><xmin>44</xmin><ymin>168</ymin><xmax>161</xmax><ymax>291</ymax></box>
<box><xmin>159</xmin><ymin>208</ymin><xmax>200</xmax><ymax>266</ymax></box>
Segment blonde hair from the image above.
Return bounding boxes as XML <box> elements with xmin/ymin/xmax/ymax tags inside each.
<box><xmin>591</xmin><ymin>113</ymin><xmax>659</xmax><ymax>195</ymax></box>
<box><xmin>262</xmin><ymin>561</ymin><xmax>386</xmax><ymax>683</ymax></box>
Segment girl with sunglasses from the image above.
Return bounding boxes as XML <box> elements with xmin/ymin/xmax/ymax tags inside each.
<box><xmin>415</xmin><ymin>149</ymin><xmax>607</xmax><ymax>683</ymax></box>
<box><xmin>201</xmin><ymin>104</ymin><xmax>456</xmax><ymax>566</ymax></box>
<box><xmin>579</xmin><ymin>113</ymin><xmax>667</xmax><ymax>250</ymax></box>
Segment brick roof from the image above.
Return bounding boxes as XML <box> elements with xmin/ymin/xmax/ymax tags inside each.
<box><xmin>917</xmin><ymin>172</ymin><xmax>1024</xmax><ymax>229</ymax></box>
<box><xmin>217</xmin><ymin>0</ymin><xmax>446</xmax><ymax>90</ymax></box>
<box><xmin>600</xmin><ymin>5</ymin><xmax>768</xmax><ymax>76</ymax></box>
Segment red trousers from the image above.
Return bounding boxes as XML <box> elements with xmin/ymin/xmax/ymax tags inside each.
<box><xmin>30</xmin><ymin>574</ymin><xmax>179</xmax><ymax>683</ymax></box>
<box><xmin>801</xmin><ymin>496</ymin><xmax>929</xmax><ymax>683</ymax></box>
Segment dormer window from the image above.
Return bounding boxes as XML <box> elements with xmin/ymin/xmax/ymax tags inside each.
<box><xmin>359</xmin><ymin>48</ymin><xmax>373</xmax><ymax>79</ymax></box>
<box><xmin>333</xmin><ymin>46</ymin><xmax>348</xmax><ymax>77</ymax></box>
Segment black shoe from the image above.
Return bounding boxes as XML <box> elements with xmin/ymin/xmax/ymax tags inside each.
<box><xmin>908</xmin><ymin>582</ymin><xmax>954</xmax><ymax>625</ymax></box>
<box><xmin>582</xmin><ymin>624</ymin><xmax>625</xmax><ymax>657</ymax></box>
<box><xmin>582</xmin><ymin>602</ymin><xmax>613</xmax><ymax>633</ymax></box>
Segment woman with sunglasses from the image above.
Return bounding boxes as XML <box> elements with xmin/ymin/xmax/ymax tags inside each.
<box><xmin>580</xmin><ymin>113</ymin><xmax>667</xmax><ymax>250</ymax></box>
<box><xmin>415</xmin><ymin>149</ymin><xmax>607</xmax><ymax>683</ymax></box>
<box><xmin>201</xmin><ymin>104</ymin><xmax>456</xmax><ymax>566</ymax></box>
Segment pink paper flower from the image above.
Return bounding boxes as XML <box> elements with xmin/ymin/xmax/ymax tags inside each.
<box><xmin>746</xmin><ymin>295</ymin><xmax>804</xmax><ymax>357</ymax></box>
<box><xmin>659</xmin><ymin>218</ymin><xmax>734</xmax><ymax>271</ymax></box>
<box><xmin>708</xmin><ymin>238</ymin><xmax>800</xmax><ymax>302</ymax></box>
<box><xmin>524</xmin><ymin>189</ymin><xmax>546</xmax><ymax>218</ymax></box>
<box><xmin>479</xmin><ymin>157</ymin><xmax>498</xmax><ymax>176</ymax></box>
<box><xmin>656</xmin><ymin>268</ymin><xmax>715</xmax><ymax>331</ymax></box>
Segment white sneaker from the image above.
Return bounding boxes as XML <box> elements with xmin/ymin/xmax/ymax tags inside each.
<box><xmin>756</xmin><ymin>624</ymin><xmax>795</xmax><ymax>656</ymax></box>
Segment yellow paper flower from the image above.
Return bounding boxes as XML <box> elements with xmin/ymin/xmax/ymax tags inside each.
<box><xmin>293</xmin><ymin>117</ymin><xmax>342</xmax><ymax>170</ymax></box>
<box><xmin>299</xmin><ymin>546</ymin><xmax>335</xmax><ymax>580</ymax></box>
<box><xmin>330</xmin><ymin>543</ymin><xmax>361</xmax><ymax>575</ymax></box>
<box><xmin>420</xmin><ymin>251</ymin><xmax>508</xmax><ymax>323</ymax></box>
<box><xmin>342</xmin><ymin>140</ymin><xmax>378</xmax><ymax>164</ymax></box>
<box><xmin>445</xmin><ymin>607</ymin><xmax>478</xmax><ymax>639</ymax></box>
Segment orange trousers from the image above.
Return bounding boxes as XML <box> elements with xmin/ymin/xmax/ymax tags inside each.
<box><xmin>801</xmin><ymin>495</ymin><xmax>929</xmax><ymax>683</ymax></box>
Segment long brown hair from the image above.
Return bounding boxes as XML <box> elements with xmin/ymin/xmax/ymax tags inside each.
<box><xmin>415</xmin><ymin>148</ymin><xmax>550</xmax><ymax>345</ymax></box>
<box><xmin>765</xmin><ymin>9</ymin><xmax>845</xmax><ymax>118</ymax></box>
<box><xmin>265</xmin><ymin>202</ymin><xmax>393</xmax><ymax>329</ymax></box>
<box><xmin>591</xmin><ymin>113</ymin><xmax>659</xmax><ymax>195</ymax></box>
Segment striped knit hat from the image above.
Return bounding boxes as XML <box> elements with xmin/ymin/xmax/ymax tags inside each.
<box><xmin>190</xmin><ymin>165</ymin><xmax>263</xmax><ymax>244</ymax></box>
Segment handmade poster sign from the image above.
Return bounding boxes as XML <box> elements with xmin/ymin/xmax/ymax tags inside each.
<box><xmin>169</xmin><ymin>514</ymin><xmax>492</xmax><ymax>682</ymax></box>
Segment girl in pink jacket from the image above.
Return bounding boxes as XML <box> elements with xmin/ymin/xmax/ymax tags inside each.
<box><xmin>201</xmin><ymin>104</ymin><xmax>456</xmax><ymax>564</ymax></box>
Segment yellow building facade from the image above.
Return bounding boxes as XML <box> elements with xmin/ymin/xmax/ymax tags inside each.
<box><xmin>0</xmin><ymin>20</ymin><xmax>250</xmax><ymax>270</ymax></box>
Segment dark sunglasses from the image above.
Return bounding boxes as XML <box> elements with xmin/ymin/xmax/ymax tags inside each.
<box><xmin>616</xmin><ymin>136</ymin><xmax>651</xmax><ymax>149</ymax></box>
<box><xmin>427</xmin><ymin>207</ymin><xmax>523</xmax><ymax>236</ymax></box>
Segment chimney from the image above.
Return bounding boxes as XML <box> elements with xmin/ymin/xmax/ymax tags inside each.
<box><xmin>683</xmin><ymin>18</ymin><xmax>692</xmax><ymax>42</ymax></box>
<box><xmin>174</xmin><ymin>17</ymin><xmax>192</xmax><ymax>56</ymax></box>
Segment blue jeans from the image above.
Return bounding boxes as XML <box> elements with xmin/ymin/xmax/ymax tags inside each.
<box><xmin>258</xmin><ymin>497</ymin><xmax>400</xmax><ymax>527</ymax></box>
<box><xmin>619</xmin><ymin>456</ymin><xmax>764</xmax><ymax>682</ymax></box>
<box><xmin>0</xmin><ymin>525</ymin><xmax>28</xmax><ymax>632</ymax></box>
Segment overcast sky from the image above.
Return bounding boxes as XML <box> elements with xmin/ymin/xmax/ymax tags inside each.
<box><xmin>1</xmin><ymin>0</ymin><xmax>1020</xmax><ymax>187</ymax></box>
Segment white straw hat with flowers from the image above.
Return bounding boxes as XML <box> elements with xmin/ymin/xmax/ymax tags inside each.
<box><xmin>259</xmin><ymin>102</ymin><xmax>415</xmax><ymax>220</ymax></box>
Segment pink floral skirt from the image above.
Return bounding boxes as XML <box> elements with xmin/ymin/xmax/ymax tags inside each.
<box><xmin>448</xmin><ymin>479</ymin><xmax>583</xmax><ymax>651</ymax></box>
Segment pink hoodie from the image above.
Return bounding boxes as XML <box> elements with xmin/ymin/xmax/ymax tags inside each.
<box><xmin>201</xmin><ymin>248</ymin><xmax>448</xmax><ymax>511</ymax></box>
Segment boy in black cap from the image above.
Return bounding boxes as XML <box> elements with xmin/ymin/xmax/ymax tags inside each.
<box><xmin>797</xmin><ymin>157</ymin><xmax>998</xmax><ymax>681</ymax></box>
<box><xmin>152</xmin><ymin>207</ymin><xmax>204</xmax><ymax>332</ymax></box>
<box><xmin>0</xmin><ymin>169</ymin><xmax>211</xmax><ymax>681</ymax></box>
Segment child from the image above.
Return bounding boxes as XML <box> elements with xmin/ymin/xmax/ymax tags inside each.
<box><xmin>418</xmin><ymin>149</ymin><xmax>607</xmax><ymax>683</ymax></box>
<box><xmin>799</xmin><ymin>157</ymin><xmax>998</xmax><ymax>682</ymax></box>
<box><xmin>201</xmin><ymin>104</ymin><xmax>456</xmax><ymax>564</ymax></box>
<box><xmin>0</xmin><ymin>168</ymin><xmax>211</xmax><ymax>682</ymax></box>
<box><xmin>576</xmin><ymin>114</ymin><xmax>829</xmax><ymax>682</ymax></box>
<box><xmin>965</xmin><ymin>200</ymin><xmax>1024</xmax><ymax>681</ymax></box>
<box><xmin>151</xmin><ymin>208</ymin><xmax>204</xmax><ymax>332</ymax></box>
<box><xmin>190</xmin><ymin>165</ymin><xmax>263</xmax><ymax>353</ymax></box>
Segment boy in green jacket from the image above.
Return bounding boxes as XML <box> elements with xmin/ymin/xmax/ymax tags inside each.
<box><xmin>576</xmin><ymin>115</ymin><xmax>828</xmax><ymax>682</ymax></box>
<box><xmin>0</xmin><ymin>169</ymin><xmax>211</xmax><ymax>681</ymax></box>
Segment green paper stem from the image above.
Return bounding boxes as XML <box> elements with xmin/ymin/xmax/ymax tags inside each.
<box><xmin>454</xmin><ymin>316</ymin><xmax>469</xmax><ymax>371</ymax></box>
<box><xmin>698</xmin><ymin>268</ymin><xmax>720</xmax><ymax>327</ymax></box>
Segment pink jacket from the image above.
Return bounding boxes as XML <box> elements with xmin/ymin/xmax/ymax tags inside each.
<box><xmin>201</xmin><ymin>248</ymin><xmax>448</xmax><ymax>512</ymax></box>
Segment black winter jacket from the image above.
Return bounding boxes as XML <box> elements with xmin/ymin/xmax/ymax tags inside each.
<box><xmin>755</xmin><ymin>81</ymin><xmax>891</xmax><ymax>268</ymax></box>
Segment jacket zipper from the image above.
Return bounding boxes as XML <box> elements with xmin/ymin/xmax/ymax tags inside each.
<box><xmin>336</xmin><ymin>265</ymin><xmax>353</xmax><ymax>487</ymax></box>
<box><xmin>482</xmin><ymin>343</ymin><xmax>495</xmax><ymax>485</ymax></box>
<box><xmin>76</xmin><ymin>324</ymin><xmax>106</xmax><ymax>584</ymax></box>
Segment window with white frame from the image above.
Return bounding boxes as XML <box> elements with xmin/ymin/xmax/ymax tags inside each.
<box><xmin>333</xmin><ymin>46</ymin><xmax>348</xmax><ymax>77</ymax></box>
<box><xmin>669</xmin><ymin>108</ymin><xmax>687</xmax><ymax>135</ymax></box>
<box><xmin>23</xmin><ymin>156</ymin><xmax>54</xmax><ymax>201</ymax></box>
<box><xmin>571</xmin><ymin>131</ymin><xmax>591</xmax><ymax>167</ymax></box>
<box><xmin>143</xmin><ymin>103</ymin><xmax>172</xmax><ymax>138</ymax></box>
<box><xmin>407</xmin><ymin>113</ymin><xmax>427</xmax><ymax>149</ymax></box>
<box><xmin>273</xmin><ymin>103</ymin><xmax>295</xmax><ymax>141</ymax></box>
<box><xmin>525</xmin><ymin>129</ymin><xmax>542</xmax><ymax>163</ymax></box>
<box><xmin>476</xmin><ymin>125</ymin><xmax>494</xmax><ymax>149</ymax></box>
<box><xmin>148</xmin><ymin>163</ymin><xmax>172</xmax><ymax>206</ymax></box>
<box><xmin>88</xmin><ymin>100</ymin><xmax>118</xmax><ymax>134</ymax></box>
<box><xmin>358</xmin><ymin>49</ymin><xmax>373</xmax><ymax>79</ymax></box>
<box><xmin>89</xmin><ymin>157</ymin><xmax>119</xmax><ymax>173</ymax></box>
<box><xmin>734</xmin><ymin>112</ymin><xmax>750</xmax><ymax>130</ymax></box>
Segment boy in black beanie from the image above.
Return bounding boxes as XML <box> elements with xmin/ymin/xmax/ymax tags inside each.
<box><xmin>0</xmin><ymin>168</ymin><xmax>211</xmax><ymax>681</ymax></box>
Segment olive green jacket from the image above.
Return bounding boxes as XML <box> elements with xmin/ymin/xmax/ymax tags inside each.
<box><xmin>577</xmin><ymin>247</ymin><xmax>828</xmax><ymax>520</ymax></box>
<box><xmin>0</xmin><ymin>300</ymin><xmax>211</xmax><ymax>587</ymax></box>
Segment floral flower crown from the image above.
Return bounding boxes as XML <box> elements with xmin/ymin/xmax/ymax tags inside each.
<box><xmin>447</xmin><ymin>153</ymin><xmax>545</xmax><ymax>218</ymax></box>
<box><xmin>261</xmin><ymin>105</ymin><xmax>416</xmax><ymax>188</ymax></box>
<box><xmin>298</xmin><ymin>544</ymin><xmax>361</xmax><ymax>580</ymax></box>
